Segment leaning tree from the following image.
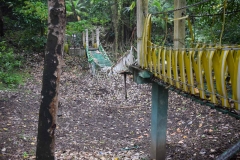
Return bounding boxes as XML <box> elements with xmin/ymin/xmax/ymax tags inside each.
<box><xmin>36</xmin><ymin>0</ymin><xmax>66</xmax><ymax>159</ymax></box>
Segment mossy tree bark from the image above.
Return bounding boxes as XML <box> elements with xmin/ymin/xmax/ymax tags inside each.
<box><xmin>36</xmin><ymin>0</ymin><xmax>66</xmax><ymax>159</ymax></box>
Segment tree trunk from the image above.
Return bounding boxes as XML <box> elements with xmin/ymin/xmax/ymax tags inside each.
<box><xmin>70</xmin><ymin>0</ymin><xmax>78</xmax><ymax>21</ymax></box>
<box><xmin>111</xmin><ymin>0</ymin><xmax>119</xmax><ymax>54</ymax></box>
<box><xmin>0</xmin><ymin>8</ymin><xmax>4</xmax><ymax>37</ymax></box>
<box><xmin>174</xmin><ymin>0</ymin><xmax>186</xmax><ymax>48</ymax></box>
<box><xmin>36</xmin><ymin>0</ymin><xmax>66</xmax><ymax>159</ymax></box>
<box><xmin>137</xmin><ymin>0</ymin><xmax>148</xmax><ymax>64</ymax></box>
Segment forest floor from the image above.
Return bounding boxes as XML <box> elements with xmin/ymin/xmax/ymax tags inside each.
<box><xmin>0</xmin><ymin>54</ymin><xmax>239</xmax><ymax>160</ymax></box>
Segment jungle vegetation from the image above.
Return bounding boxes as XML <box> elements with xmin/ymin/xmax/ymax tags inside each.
<box><xmin>0</xmin><ymin>0</ymin><xmax>240</xmax><ymax>87</ymax></box>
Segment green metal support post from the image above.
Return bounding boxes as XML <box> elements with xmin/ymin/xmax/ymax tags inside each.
<box><xmin>151</xmin><ymin>82</ymin><xmax>169</xmax><ymax>160</ymax></box>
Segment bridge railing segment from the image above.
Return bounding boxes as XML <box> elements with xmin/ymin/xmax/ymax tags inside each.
<box><xmin>139</xmin><ymin>14</ymin><xmax>240</xmax><ymax>111</ymax></box>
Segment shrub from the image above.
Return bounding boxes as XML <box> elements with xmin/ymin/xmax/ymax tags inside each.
<box><xmin>0</xmin><ymin>41</ymin><xmax>23</xmax><ymax>87</ymax></box>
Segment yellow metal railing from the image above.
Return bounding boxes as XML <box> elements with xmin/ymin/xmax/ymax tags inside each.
<box><xmin>140</xmin><ymin>14</ymin><xmax>240</xmax><ymax>110</ymax></box>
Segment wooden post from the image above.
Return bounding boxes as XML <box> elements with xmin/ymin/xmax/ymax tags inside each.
<box><xmin>92</xmin><ymin>31</ymin><xmax>95</xmax><ymax>48</ymax></box>
<box><xmin>96</xmin><ymin>28</ymin><xmax>100</xmax><ymax>48</ymax></box>
<box><xmin>82</xmin><ymin>31</ymin><xmax>85</xmax><ymax>47</ymax></box>
<box><xmin>137</xmin><ymin>0</ymin><xmax>148</xmax><ymax>65</ymax></box>
<box><xmin>85</xmin><ymin>29</ymin><xmax>89</xmax><ymax>48</ymax></box>
<box><xmin>174</xmin><ymin>0</ymin><xmax>186</xmax><ymax>49</ymax></box>
<box><xmin>151</xmin><ymin>82</ymin><xmax>169</xmax><ymax>160</ymax></box>
<box><xmin>124</xmin><ymin>73</ymin><xmax>127</xmax><ymax>99</ymax></box>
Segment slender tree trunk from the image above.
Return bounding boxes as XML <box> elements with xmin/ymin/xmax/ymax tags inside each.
<box><xmin>36</xmin><ymin>0</ymin><xmax>66</xmax><ymax>159</ymax></box>
<box><xmin>174</xmin><ymin>0</ymin><xmax>186</xmax><ymax>48</ymax></box>
<box><xmin>70</xmin><ymin>0</ymin><xmax>78</xmax><ymax>21</ymax></box>
<box><xmin>121</xmin><ymin>24</ymin><xmax>124</xmax><ymax>51</ymax></box>
<box><xmin>137</xmin><ymin>0</ymin><xmax>148</xmax><ymax>64</ymax></box>
<box><xmin>0</xmin><ymin>8</ymin><xmax>4</xmax><ymax>37</ymax></box>
<box><xmin>111</xmin><ymin>0</ymin><xmax>119</xmax><ymax>54</ymax></box>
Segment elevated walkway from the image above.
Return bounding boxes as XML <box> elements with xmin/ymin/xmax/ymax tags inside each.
<box><xmin>130</xmin><ymin>13</ymin><xmax>240</xmax><ymax>160</ymax></box>
<box><xmin>132</xmin><ymin>14</ymin><xmax>240</xmax><ymax>117</ymax></box>
<box><xmin>86</xmin><ymin>45</ymin><xmax>112</xmax><ymax>68</ymax></box>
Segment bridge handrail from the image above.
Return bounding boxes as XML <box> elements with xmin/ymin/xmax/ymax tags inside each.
<box><xmin>85</xmin><ymin>44</ymin><xmax>113</xmax><ymax>69</ymax></box>
<box><xmin>140</xmin><ymin>14</ymin><xmax>240</xmax><ymax>112</ymax></box>
<box><xmin>99</xmin><ymin>44</ymin><xmax>113</xmax><ymax>65</ymax></box>
<box><xmin>85</xmin><ymin>46</ymin><xmax>94</xmax><ymax>63</ymax></box>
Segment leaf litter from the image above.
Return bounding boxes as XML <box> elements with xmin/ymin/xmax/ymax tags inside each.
<box><xmin>0</xmin><ymin>54</ymin><xmax>239</xmax><ymax>160</ymax></box>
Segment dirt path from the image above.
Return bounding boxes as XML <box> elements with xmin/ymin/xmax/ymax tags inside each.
<box><xmin>0</xmin><ymin>55</ymin><xmax>239</xmax><ymax>160</ymax></box>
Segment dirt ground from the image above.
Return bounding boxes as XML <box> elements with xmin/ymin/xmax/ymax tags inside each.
<box><xmin>0</xmin><ymin>54</ymin><xmax>239</xmax><ymax>160</ymax></box>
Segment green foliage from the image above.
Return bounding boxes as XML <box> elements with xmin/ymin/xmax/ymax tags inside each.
<box><xmin>149</xmin><ymin>0</ymin><xmax>173</xmax><ymax>45</ymax></box>
<box><xmin>86</xmin><ymin>0</ymin><xmax>111</xmax><ymax>26</ymax></box>
<box><xmin>64</xmin><ymin>43</ymin><xmax>69</xmax><ymax>54</ymax></box>
<box><xmin>66</xmin><ymin>0</ymin><xmax>87</xmax><ymax>18</ymax></box>
<box><xmin>2</xmin><ymin>0</ymin><xmax>47</xmax><ymax>52</ymax></box>
<box><xmin>184</xmin><ymin>0</ymin><xmax>240</xmax><ymax>44</ymax></box>
<box><xmin>0</xmin><ymin>41</ymin><xmax>23</xmax><ymax>87</ymax></box>
<box><xmin>2</xmin><ymin>0</ymin><xmax>239</xmax><ymax>55</ymax></box>
<box><xmin>65</xmin><ymin>0</ymin><xmax>110</xmax><ymax>42</ymax></box>
<box><xmin>0</xmin><ymin>73</ymin><xmax>22</xmax><ymax>86</ymax></box>
<box><xmin>123</xmin><ymin>1</ymin><xmax>136</xmax><ymax>12</ymax></box>
<box><xmin>66</xmin><ymin>20</ymin><xmax>91</xmax><ymax>35</ymax></box>
<box><xmin>149</xmin><ymin>0</ymin><xmax>240</xmax><ymax>46</ymax></box>
<box><xmin>91</xmin><ymin>17</ymin><xmax>109</xmax><ymax>26</ymax></box>
<box><xmin>5</xmin><ymin>29</ymin><xmax>47</xmax><ymax>52</ymax></box>
<box><xmin>22</xmin><ymin>152</ymin><xmax>29</xmax><ymax>159</ymax></box>
<box><xmin>15</xmin><ymin>1</ymin><xmax>47</xmax><ymax>22</ymax></box>
<box><xmin>0</xmin><ymin>42</ymin><xmax>21</xmax><ymax>71</ymax></box>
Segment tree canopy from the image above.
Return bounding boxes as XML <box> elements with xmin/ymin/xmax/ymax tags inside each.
<box><xmin>1</xmin><ymin>0</ymin><xmax>239</xmax><ymax>53</ymax></box>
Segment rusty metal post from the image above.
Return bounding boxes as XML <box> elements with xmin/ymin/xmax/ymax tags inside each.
<box><xmin>151</xmin><ymin>82</ymin><xmax>168</xmax><ymax>160</ymax></box>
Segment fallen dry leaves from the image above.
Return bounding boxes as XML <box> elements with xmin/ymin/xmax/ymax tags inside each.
<box><xmin>0</xmin><ymin>54</ymin><xmax>239</xmax><ymax>160</ymax></box>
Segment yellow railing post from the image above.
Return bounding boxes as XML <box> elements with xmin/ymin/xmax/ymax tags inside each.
<box><xmin>166</xmin><ymin>48</ymin><xmax>173</xmax><ymax>85</ymax></box>
<box><xmin>184</xmin><ymin>49</ymin><xmax>195</xmax><ymax>94</ymax></box>
<box><xmin>212</xmin><ymin>48</ymin><xmax>230</xmax><ymax>107</ymax></box>
<box><xmin>148</xmin><ymin>42</ymin><xmax>153</xmax><ymax>71</ymax></box>
<box><xmin>157</xmin><ymin>47</ymin><xmax>163</xmax><ymax>79</ymax></box>
<box><xmin>143</xmin><ymin>14</ymin><xmax>152</xmax><ymax>69</ymax></box>
<box><xmin>172</xmin><ymin>49</ymin><xmax>180</xmax><ymax>88</ymax></box>
<box><xmin>192</xmin><ymin>48</ymin><xmax>206</xmax><ymax>99</ymax></box>
<box><xmin>227</xmin><ymin>49</ymin><xmax>240</xmax><ymax>110</ymax></box>
<box><xmin>161</xmin><ymin>48</ymin><xmax>167</xmax><ymax>82</ymax></box>
<box><xmin>202</xmin><ymin>49</ymin><xmax>217</xmax><ymax>104</ymax></box>
<box><xmin>152</xmin><ymin>45</ymin><xmax>157</xmax><ymax>76</ymax></box>
<box><xmin>179</xmin><ymin>48</ymin><xmax>188</xmax><ymax>92</ymax></box>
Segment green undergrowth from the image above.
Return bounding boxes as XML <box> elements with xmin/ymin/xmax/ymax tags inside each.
<box><xmin>0</xmin><ymin>41</ymin><xmax>27</xmax><ymax>89</ymax></box>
